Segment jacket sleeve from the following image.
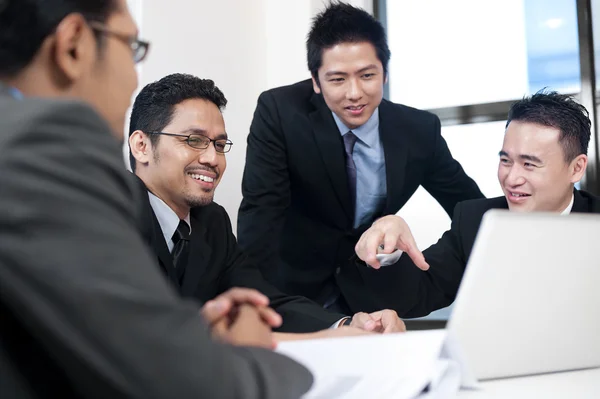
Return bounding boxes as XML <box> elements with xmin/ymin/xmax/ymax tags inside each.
<box><xmin>421</xmin><ymin>115</ymin><xmax>485</xmax><ymax>216</ymax></box>
<box><xmin>0</xmin><ymin>100</ymin><xmax>313</xmax><ymax>399</ymax></box>
<box><xmin>361</xmin><ymin>202</ymin><xmax>468</xmax><ymax>318</ymax></box>
<box><xmin>219</xmin><ymin>207</ymin><xmax>345</xmax><ymax>332</ymax></box>
<box><xmin>237</xmin><ymin>91</ymin><xmax>290</xmax><ymax>283</ymax></box>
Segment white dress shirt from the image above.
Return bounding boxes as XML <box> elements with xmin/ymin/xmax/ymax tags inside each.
<box><xmin>561</xmin><ymin>194</ymin><xmax>575</xmax><ymax>215</ymax></box>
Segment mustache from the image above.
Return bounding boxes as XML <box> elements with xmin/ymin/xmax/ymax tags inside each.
<box><xmin>186</xmin><ymin>166</ymin><xmax>219</xmax><ymax>178</ymax></box>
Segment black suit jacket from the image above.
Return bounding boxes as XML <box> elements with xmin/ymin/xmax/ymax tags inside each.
<box><xmin>0</xmin><ymin>89</ymin><xmax>312</xmax><ymax>398</ymax></box>
<box><xmin>363</xmin><ymin>189</ymin><xmax>600</xmax><ymax>317</ymax></box>
<box><xmin>238</xmin><ymin>79</ymin><xmax>484</xmax><ymax>313</ymax></box>
<box><xmin>134</xmin><ymin>176</ymin><xmax>343</xmax><ymax>333</ymax></box>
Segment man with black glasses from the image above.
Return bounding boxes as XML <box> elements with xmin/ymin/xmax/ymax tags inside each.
<box><xmin>129</xmin><ymin>73</ymin><xmax>407</xmax><ymax>338</ymax></box>
<box><xmin>0</xmin><ymin>1</ymin><xmax>314</xmax><ymax>398</ymax></box>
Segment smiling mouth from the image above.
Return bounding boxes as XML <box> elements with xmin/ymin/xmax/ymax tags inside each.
<box><xmin>188</xmin><ymin>172</ymin><xmax>215</xmax><ymax>183</ymax></box>
<box><xmin>508</xmin><ymin>191</ymin><xmax>531</xmax><ymax>198</ymax></box>
<box><xmin>346</xmin><ymin>105</ymin><xmax>366</xmax><ymax>111</ymax></box>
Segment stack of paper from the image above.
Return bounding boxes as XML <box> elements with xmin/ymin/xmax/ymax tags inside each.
<box><xmin>277</xmin><ymin>330</ymin><xmax>471</xmax><ymax>398</ymax></box>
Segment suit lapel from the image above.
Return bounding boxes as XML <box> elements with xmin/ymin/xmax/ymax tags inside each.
<box><xmin>571</xmin><ymin>189</ymin><xmax>588</xmax><ymax>213</ymax></box>
<box><xmin>150</xmin><ymin>212</ymin><xmax>175</xmax><ymax>272</ymax></box>
<box><xmin>180</xmin><ymin>211</ymin><xmax>213</xmax><ymax>296</ymax></box>
<box><xmin>379</xmin><ymin>100</ymin><xmax>409</xmax><ymax>215</ymax></box>
<box><xmin>309</xmin><ymin>93</ymin><xmax>354</xmax><ymax>220</ymax></box>
<box><xmin>133</xmin><ymin>174</ymin><xmax>181</xmax><ymax>287</ymax></box>
<box><xmin>147</xmin><ymin>201</ymin><xmax>182</xmax><ymax>288</ymax></box>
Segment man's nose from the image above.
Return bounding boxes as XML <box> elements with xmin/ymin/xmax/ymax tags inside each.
<box><xmin>198</xmin><ymin>143</ymin><xmax>218</xmax><ymax>166</ymax></box>
<box><xmin>506</xmin><ymin>166</ymin><xmax>526</xmax><ymax>186</ymax></box>
<box><xmin>346</xmin><ymin>79</ymin><xmax>362</xmax><ymax>101</ymax></box>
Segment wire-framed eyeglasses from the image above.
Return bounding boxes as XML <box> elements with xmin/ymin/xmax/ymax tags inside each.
<box><xmin>148</xmin><ymin>131</ymin><xmax>233</xmax><ymax>153</ymax></box>
<box><xmin>88</xmin><ymin>21</ymin><xmax>150</xmax><ymax>64</ymax></box>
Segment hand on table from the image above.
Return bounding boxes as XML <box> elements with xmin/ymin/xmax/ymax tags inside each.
<box><xmin>201</xmin><ymin>287</ymin><xmax>282</xmax><ymax>349</ymax></box>
<box><xmin>350</xmin><ymin>309</ymin><xmax>406</xmax><ymax>333</ymax></box>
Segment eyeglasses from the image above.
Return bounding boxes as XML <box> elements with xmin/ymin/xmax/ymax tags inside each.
<box><xmin>148</xmin><ymin>132</ymin><xmax>234</xmax><ymax>153</ymax></box>
<box><xmin>88</xmin><ymin>21</ymin><xmax>150</xmax><ymax>64</ymax></box>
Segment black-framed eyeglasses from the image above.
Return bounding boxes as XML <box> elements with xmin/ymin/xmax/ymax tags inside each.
<box><xmin>88</xmin><ymin>21</ymin><xmax>150</xmax><ymax>64</ymax></box>
<box><xmin>148</xmin><ymin>132</ymin><xmax>233</xmax><ymax>153</ymax></box>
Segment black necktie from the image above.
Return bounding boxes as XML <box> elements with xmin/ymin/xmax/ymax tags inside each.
<box><xmin>171</xmin><ymin>220</ymin><xmax>190</xmax><ymax>282</ymax></box>
<box><xmin>343</xmin><ymin>131</ymin><xmax>358</xmax><ymax>210</ymax></box>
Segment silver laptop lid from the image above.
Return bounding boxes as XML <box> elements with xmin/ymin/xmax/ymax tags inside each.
<box><xmin>447</xmin><ymin>209</ymin><xmax>600</xmax><ymax>380</ymax></box>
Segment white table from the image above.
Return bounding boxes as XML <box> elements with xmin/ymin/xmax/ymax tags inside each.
<box><xmin>457</xmin><ymin>368</ymin><xmax>600</xmax><ymax>398</ymax></box>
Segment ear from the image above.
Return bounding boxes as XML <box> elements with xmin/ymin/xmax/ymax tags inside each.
<box><xmin>312</xmin><ymin>76</ymin><xmax>321</xmax><ymax>94</ymax></box>
<box><xmin>570</xmin><ymin>154</ymin><xmax>588</xmax><ymax>183</ymax></box>
<box><xmin>52</xmin><ymin>13</ymin><xmax>96</xmax><ymax>83</ymax></box>
<box><xmin>384</xmin><ymin>73</ymin><xmax>389</xmax><ymax>85</ymax></box>
<box><xmin>129</xmin><ymin>130</ymin><xmax>153</xmax><ymax>168</ymax></box>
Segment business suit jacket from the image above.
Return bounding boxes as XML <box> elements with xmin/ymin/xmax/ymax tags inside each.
<box><xmin>362</xmin><ymin>189</ymin><xmax>600</xmax><ymax>317</ymax></box>
<box><xmin>238</xmin><ymin>78</ymin><xmax>484</xmax><ymax>314</ymax></box>
<box><xmin>0</xmin><ymin>87</ymin><xmax>312</xmax><ymax>399</ymax></box>
<box><xmin>133</xmin><ymin>176</ymin><xmax>344</xmax><ymax>333</ymax></box>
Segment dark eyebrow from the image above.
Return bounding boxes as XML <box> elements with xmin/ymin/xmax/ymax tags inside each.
<box><xmin>324</xmin><ymin>70</ymin><xmax>348</xmax><ymax>77</ymax></box>
<box><xmin>182</xmin><ymin>128</ymin><xmax>208</xmax><ymax>135</ymax></box>
<box><xmin>183</xmin><ymin>128</ymin><xmax>228</xmax><ymax>140</ymax></box>
<box><xmin>498</xmin><ymin>150</ymin><xmax>542</xmax><ymax>164</ymax></box>
<box><xmin>519</xmin><ymin>154</ymin><xmax>543</xmax><ymax>164</ymax></box>
<box><xmin>357</xmin><ymin>64</ymin><xmax>378</xmax><ymax>73</ymax></box>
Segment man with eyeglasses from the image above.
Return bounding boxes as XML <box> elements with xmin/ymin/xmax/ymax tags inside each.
<box><xmin>129</xmin><ymin>73</ymin><xmax>406</xmax><ymax>340</ymax></box>
<box><xmin>0</xmin><ymin>1</ymin><xmax>314</xmax><ymax>398</ymax></box>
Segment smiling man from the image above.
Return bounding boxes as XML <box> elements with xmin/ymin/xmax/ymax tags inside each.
<box><xmin>1</xmin><ymin>1</ymin><xmax>314</xmax><ymax>398</ymax></box>
<box><xmin>237</xmin><ymin>2</ymin><xmax>483</xmax><ymax>316</ymax></box>
<box><xmin>129</xmin><ymin>73</ymin><xmax>406</xmax><ymax>337</ymax></box>
<box><xmin>354</xmin><ymin>90</ymin><xmax>600</xmax><ymax>317</ymax></box>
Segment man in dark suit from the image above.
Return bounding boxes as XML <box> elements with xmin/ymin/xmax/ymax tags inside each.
<box><xmin>237</xmin><ymin>2</ymin><xmax>484</xmax><ymax>315</ymax></box>
<box><xmin>355</xmin><ymin>90</ymin><xmax>600</xmax><ymax>317</ymax></box>
<box><xmin>0</xmin><ymin>1</ymin><xmax>313</xmax><ymax>398</ymax></box>
<box><xmin>128</xmin><ymin>73</ymin><xmax>406</xmax><ymax>336</ymax></box>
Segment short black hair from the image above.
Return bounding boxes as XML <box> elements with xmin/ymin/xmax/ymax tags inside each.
<box><xmin>307</xmin><ymin>2</ymin><xmax>390</xmax><ymax>81</ymax></box>
<box><xmin>0</xmin><ymin>0</ymin><xmax>117</xmax><ymax>77</ymax></box>
<box><xmin>506</xmin><ymin>89</ymin><xmax>591</xmax><ymax>162</ymax></box>
<box><xmin>128</xmin><ymin>73</ymin><xmax>228</xmax><ymax>171</ymax></box>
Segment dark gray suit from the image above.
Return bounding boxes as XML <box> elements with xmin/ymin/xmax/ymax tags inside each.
<box><xmin>0</xmin><ymin>87</ymin><xmax>312</xmax><ymax>399</ymax></box>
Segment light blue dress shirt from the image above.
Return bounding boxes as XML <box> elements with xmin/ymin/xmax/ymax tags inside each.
<box><xmin>1</xmin><ymin>84</ymin><xmax>23</xmax><ymax>100</ymax></box>
<box><xmin>332</xmin><ymin>109</ymin><xmax>387</xmax><ymax>228</ymax></box>
<box><xmin>8</xmin><ymin>87</ymin><xmax>23</xmax><ymax>100</ymax></box>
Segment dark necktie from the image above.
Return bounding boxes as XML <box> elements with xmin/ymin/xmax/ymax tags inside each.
<box><xmin>343</xmin><ymin>131</ymin><xmax>358</xmax><ymax>209</ymax></box>
<box><xmin>171</xmin><ymin>220</ymin><xmax>190</xmax><ymax>282</ymax></box>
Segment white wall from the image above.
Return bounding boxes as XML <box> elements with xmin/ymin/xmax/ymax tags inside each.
<box><xmin>126</xmin><ymin>0</ymin><xmax>377</xmax><ymax>232</ymax></box>
<box><xmin>135</xmin><ymin>0</ymin><xmax>268</xmax><ymax>230</ymax></box>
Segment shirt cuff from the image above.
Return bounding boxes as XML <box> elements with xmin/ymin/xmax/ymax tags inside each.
<box><xmin>331</xmin><ymin>316</ymin><xmax>352</xmax><ymax>329</ymax></box>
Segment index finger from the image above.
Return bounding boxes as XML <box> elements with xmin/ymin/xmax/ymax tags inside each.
<box><xmin>403</xmin><ymin>238</ymin><xmax>430</xmax><ymax>271</ymax></box>
<box><xmin>258</xmin><ymin>306</ymin><xmax>283</xmax><ymax>328</ymax></box>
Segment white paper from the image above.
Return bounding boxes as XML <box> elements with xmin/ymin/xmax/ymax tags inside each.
<box><xmin>277</xmin><ymin>330</ymin><xmax>462</xmax><ymax>398</ymax></box>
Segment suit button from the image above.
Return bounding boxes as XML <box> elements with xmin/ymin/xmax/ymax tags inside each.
<box><xmin>335</xmin><ymin>267</ymin><xmax>341</xmax><ymax>275</ymax></box>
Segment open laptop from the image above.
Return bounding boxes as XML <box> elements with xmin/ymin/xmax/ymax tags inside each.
<box><xmin>447</xmin><ymin>209</ymin><xmax>600</xmax><ymax>381</ymax></box>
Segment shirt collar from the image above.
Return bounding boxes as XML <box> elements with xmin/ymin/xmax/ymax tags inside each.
<box><xmin>332</xmin><ymin>108</ymin><xmax>380</xmax><ymax>148</ymax></box>
<box><xmin>148</xmin><ymin>192</ymin><xmax>191</xmax><ymax>244</ymax></box>
<box><xmin>8</xmin><ymin>87</ymin><xmax>23</xmax><ymax>100</ymax></box>
<box><xmin>561</xmin><ymin>194</ymin><xmax>575</xmax><ymax>215</ymax></box>
<box><xmin>0</xmin><ymin>83</ymin><xmax>23</xmax><ymax>100</ymax></box>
